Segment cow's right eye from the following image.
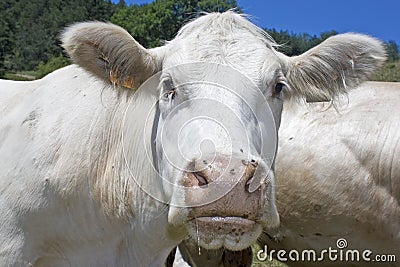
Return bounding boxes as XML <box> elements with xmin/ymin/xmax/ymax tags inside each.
<box><xmin>162</xmin><ymin>79</ymin><xmax>177</xmax><ymax>100</ymax></box>
<box><xmin>274</xmin><ymin>83</ymin><xmax>284</xmax><ymax>94</ymax></box>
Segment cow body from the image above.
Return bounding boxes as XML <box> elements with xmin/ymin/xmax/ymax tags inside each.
<box><xmin>0</xmin><ymin>66</ymin><xmax>183</xmax><ymax>265</ymax></box>
<box><xmin>263</xmin><ymin>81</ymin><xmax>400</xmax><ymax>266</ymax></box>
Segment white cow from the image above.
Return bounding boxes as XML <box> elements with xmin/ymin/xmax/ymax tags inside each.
<box><xmin>0</xmin><ymin>12</ymin><xmax>385</xmax><ymax>265</ymax></box>
<box><xmin>261</xmin><ymin>81</ymin><xmax>400</xmax><ymax>266</ymax></box>
<box><xmin>177</xmin><ymin>82</ymin><xmax>400</xmax><ymax>267</ymax></box>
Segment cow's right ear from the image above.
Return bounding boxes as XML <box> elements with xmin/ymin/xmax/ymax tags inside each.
<box><xmin>281</xmin><ymin>33</ymin><xmax>386</xmax><ymax>102</ymax></box>
<box><xmin>61</xmin><ymin>22</ymin><xmax>159</xmax><ymax>90</ymax></box>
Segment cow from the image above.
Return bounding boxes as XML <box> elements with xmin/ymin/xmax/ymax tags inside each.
<box><xmin>176</xmin><ymin>82</ymin><xmax>400</xmax><ymax>267</ymax></box>
<box><xmin>0</xmin><ymin>11</ymin><xmax>385</xmax><ymax>265</ymax></box>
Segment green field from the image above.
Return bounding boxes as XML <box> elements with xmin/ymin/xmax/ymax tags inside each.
<box><xmin>371</xmin><ymin>60</ymin><xmax>400</xmax><ymax>82</ymax></box>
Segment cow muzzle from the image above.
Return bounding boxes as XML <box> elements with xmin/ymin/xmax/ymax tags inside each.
<box><xmin>172</xmin><ymin>154</ymin><xmax>273</xmax><ymax>250</ymax></box>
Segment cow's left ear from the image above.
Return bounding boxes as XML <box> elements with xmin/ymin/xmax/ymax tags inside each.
<box><xmin>283</xmin><ymin>33</ymin><xmax>386</xmax><ymax>102</ymax></box>
<box><xmin>61</xmin><ymin>22</ymin><xmax>160</xmax><ymax>90</ymax></box>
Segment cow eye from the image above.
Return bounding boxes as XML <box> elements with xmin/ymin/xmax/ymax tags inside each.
<box><xmin>273</xmin><ymin>82</ymin><xmax>284</xmax><ymax>96</ymax></box>
<box><xmin>163</xmin><ymin>79</ymin><xmax>176</xmax><ymax>100</ymax></box>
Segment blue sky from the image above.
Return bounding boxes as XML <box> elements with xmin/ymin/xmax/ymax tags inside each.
<box><xmin>117</xmin><ymin>0</ymin><xmax>400</xmax><ymax>44</ymax></box>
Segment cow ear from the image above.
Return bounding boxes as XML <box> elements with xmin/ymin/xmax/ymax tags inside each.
<box><xmin>61</xmin><ymin>22</ymin><xmax>159</xmax><ymax>90</ymax></box>
<box><xmin>284</xmin><ymin>33</ymin><xmax>386</xmax><ymax>102</ymax></box>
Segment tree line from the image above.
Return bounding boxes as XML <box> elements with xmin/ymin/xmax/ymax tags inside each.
<box><xmin>1</xmin><ymin>0</ymin><xmax>399</xmax><ymax>79</ymax></box>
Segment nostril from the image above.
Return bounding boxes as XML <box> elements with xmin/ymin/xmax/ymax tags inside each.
<box><xmin>246</xmin><ymin>177</ymin><xmax>253</xmax><ymax>186</ymax></box>
<box><xmin>250</xmin><ymin>159</ymin><xmax>258</xmax><ymax>167</ymax></box>
<box><xmin>244</xmin><ymin>159</ymin><xmax>259</xmax><ymax>192</ymax></box>
<box><xmin>193</xmin><ymin>172</ymin><xmax>208</xmax><ymax>187</ymax></box>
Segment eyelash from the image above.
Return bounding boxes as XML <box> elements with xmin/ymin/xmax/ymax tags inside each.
<box><xmin>162</xmin><ymin>78</ymin><xmax>177</xmax><ymax>100</ymax></box>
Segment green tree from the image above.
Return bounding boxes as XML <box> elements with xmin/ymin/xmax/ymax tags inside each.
<box><xmin>35</xmin><ymin>54</ymin><xmax>70</xmax><ymax>79</ymax></box>
<box><xmin>3</xmin><ymin>0</ymin><xmax>115</xmax><ymax>72</ymax></box>
<box><xmin>111</xmin><ymin>0</ymin><xmax>240</xmax><ymax>48</ymax></box>
<box><xmin>265</xmin><ymin>29</ymin><xmax>337</xmax><ymax>56</ymax></box>
<box><xmin>0</xmin><ymin>0</ymin><xmax>17</xmax><ymax>76</ymax></box>
<box><xmin>116</xmin><ymin>0</ymin><xmax>127</xmax><ymax>10</ymax></box>
<box><xmin>386</xmin><ymin>40</ymin><xmax>399</xmax><ymax>62</ymax></box>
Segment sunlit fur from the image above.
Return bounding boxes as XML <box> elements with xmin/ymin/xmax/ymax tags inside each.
<box><xmin>61</xmin><ymin>22</ymin><xmax>158</xmax><ymax>90</ymax></box>
<box><xmin>260</xmin><ymin>82</ymin><xmax>400</xmax><ymax>266</ymax></box>
<box><xmin>0</xmin><ymin>11</ymin><xmax>386</xmax><ymax>265</ymax></box>
<box><xmin>286</xmin><ymin>34</ymin><xmax>386</xmax><ymax>101</ymax></box>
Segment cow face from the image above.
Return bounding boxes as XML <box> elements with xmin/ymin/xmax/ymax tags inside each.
<box><xmin>153</xmin><ymin>20</ymin><xmax>285</xmax><ymax>248</ymax></box>
<box><xmin>61</xmin><ymin>12</ymin><xmax>385</xmax><ymax>251</ymax></box>
<box><xmin>154</xmin><ymin>61</ymin><xmax>280</xmax><ymax>250</ymax></box>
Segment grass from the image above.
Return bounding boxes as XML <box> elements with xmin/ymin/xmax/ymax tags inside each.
<box><xmin>370</xmin><ymin>60</ymin><xmax>400</xmax><ymax>82</ymax></box>
<box><xmin>3</xmin><ymin>55</ymin><xmax>70</xmax><ymax>81</ymax></box>
<box><xmin>3</xmin><ymin>72</ymin><xmax>35</xmax><ymax>81</ymax></box>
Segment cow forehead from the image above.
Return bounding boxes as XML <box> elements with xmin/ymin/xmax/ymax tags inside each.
<box><xmin>173</xmin><ymin>12</ymin><xmax>275</xmax><ymax>49</ymax></box>
<box><xmin>161</xmin><ymin>13</ymin><xmax>281</xmax><ymax>81</ymax></box>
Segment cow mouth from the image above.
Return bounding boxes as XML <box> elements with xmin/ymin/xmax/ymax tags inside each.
<box><xmin>187</xmin><ymin>216</ymin><xmax>262</xmax><ymax>251</ymax></box>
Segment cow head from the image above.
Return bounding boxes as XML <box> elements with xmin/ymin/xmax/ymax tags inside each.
<box><xmin>61</xmin><ymin>12</ymin><xmax>385</xmax><ymax>251</ymax></box>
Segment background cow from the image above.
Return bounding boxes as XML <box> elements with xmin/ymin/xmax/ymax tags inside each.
<box><xmin>0</xmin><ymin>12</ymin><xmax>385</xmax><ymax>265</ymax></box>
<box><xmin>177</xmin><ymin>82</ymin><xmax>400</xmax><ymax>266</ymax></box>
<box><xmin>261</xmin><ymin>81</ymin><xmax>400</xmax><ymax>266</ymax></box>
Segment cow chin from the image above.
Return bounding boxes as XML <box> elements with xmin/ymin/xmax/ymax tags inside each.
<box><xmin>187</xmin><ymin>216</ymin><xmax>263</xmax><ymax>251</ymax></box>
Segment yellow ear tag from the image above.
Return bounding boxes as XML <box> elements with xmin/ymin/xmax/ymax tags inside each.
<box><xmin>109</xmin><ymin>70</ymin><xmax>135</xmax><ymax>90</ymax></box>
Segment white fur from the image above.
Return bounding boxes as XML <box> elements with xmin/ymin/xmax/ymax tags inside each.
<box><xmin>263</xmin><ymin>81</ymin><xmax>400</xmax><ymax>266</ymax></box>
<box><xmin>0</xmin><ymin>66</ymin><xmax>185</xmax><ymax>265</ymax></box>
<box><xmin>0</xmin><ymin>11</ymin><xmax>387</xmax><ymax>265</ymax></box>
